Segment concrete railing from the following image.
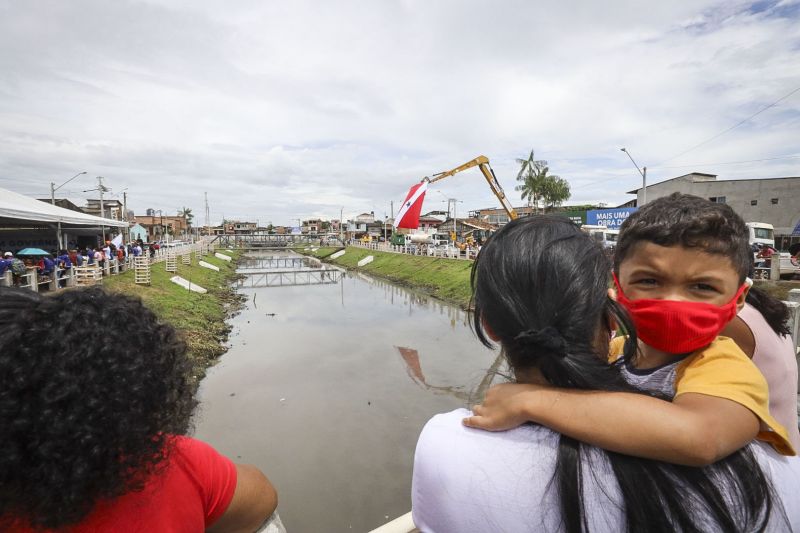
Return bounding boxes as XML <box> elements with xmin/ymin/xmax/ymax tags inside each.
<box><xmin>369</xmin><ymin>512</ymin><xmax>417</xmax><ymax>533</ymax></box>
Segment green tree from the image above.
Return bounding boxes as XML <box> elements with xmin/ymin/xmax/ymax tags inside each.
<box><xmin>541</xmin><ymin>175</ymin><xmax>571</xmax><ymax>211</ymax></box>
<box><xmin>178</xmin><ymin>207</ymin><xmax>194</xmax><ymax>227</ymax></box>
<box><xmin>514</xmin><ymin>149</ymin><xmax>570</xmax><ymax>213</ymax></box>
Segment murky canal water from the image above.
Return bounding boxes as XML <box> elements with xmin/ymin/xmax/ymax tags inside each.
<box><xmin>192</xmin><ymin>252</ymin><xmax>499</xmax><ymax>532</ymax></box>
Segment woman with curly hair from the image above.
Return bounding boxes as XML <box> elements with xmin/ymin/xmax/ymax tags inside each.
<box><xmin>0</xmin><ymin>287</ymin><xmax>277</xmax><ymax>532</ymax></box>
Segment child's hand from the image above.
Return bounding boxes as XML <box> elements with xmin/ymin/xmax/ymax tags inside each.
<box><xmin>462</xmin><ymin>382</ymin><xmax>545</xmax><ymax>431</ymax></box>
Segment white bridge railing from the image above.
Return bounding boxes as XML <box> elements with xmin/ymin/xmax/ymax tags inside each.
<box><xmin>350</xmin><ymin>241</ymin><xmax>478</xmax><ymax>260</ymax></box>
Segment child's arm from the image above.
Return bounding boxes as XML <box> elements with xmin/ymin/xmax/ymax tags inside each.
<box><xmin>463</xmin><ymin>383</ymin><xmax>759</xmax><ymax>467</ymax></box>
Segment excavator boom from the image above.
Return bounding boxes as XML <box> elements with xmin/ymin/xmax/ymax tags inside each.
<box><xmin>426</xmin><ymin>156</ymin><xmax>518</xmax><ymax>220</ymax></box>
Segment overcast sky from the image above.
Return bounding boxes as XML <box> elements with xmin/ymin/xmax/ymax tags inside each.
<box><xmin>1</xmin><ymin>0</ymin><xmax>798</xmax><ymax>226</ymax></box>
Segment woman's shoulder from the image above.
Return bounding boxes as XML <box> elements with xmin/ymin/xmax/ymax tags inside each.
<box><xmin>413</xmin><ymin>409</ymin><xmax>618</xmax><ymax>532</ymax></box>
<box><xmin>419</xmin><ymin>408</ymin><xmax>558</xmax><ymax>448</ymax></box>
<box><xmin>415</xmin><ymin>408</ymin><xmax>559</xmax><ymax>482</ymax></box>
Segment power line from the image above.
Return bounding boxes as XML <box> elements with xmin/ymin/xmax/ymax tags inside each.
<box><xmin>659</xmin><ymin>84</ymin><xmax>800</xmax><ymax>164</ymax></box>
<box><xmin>651</xmin><ymin>154</ymin><xmax>800</xmax><ymax>170</ymax></box>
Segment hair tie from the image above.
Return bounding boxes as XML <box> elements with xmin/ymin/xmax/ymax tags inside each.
<box><xmin>513</xmin><ymin>326</ymin><xmax>567</xmax><ymax>356</ymax></box>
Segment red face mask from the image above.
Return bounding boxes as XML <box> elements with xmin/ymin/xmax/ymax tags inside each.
<box><xmin>612</xmin><ymin>273</ymin><xmax>749</xmax><ymax>354</ymax></box>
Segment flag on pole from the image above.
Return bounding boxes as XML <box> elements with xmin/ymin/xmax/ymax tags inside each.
<box><xmin>393</xmin><ymin>181</ymin><xmax>428</xmax><ymax>229</ymax></box>
<box><xmin>111</xmin><ymin>234</ymin><xmax>123</xmax><ymax>248</ymax></box>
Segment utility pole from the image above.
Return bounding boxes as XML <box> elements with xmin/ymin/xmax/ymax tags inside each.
<box><xmin>620</xmin><ymin>148</ymin><xmax>647</xmax><ymax>206</ymax></box>
<box><xmin>205</xmin><ymin>191</ymin><xmax>210</xmax><ymax>235</ymax></box>
<box><xmin>642</xmin><ymin>166</ymin><xmax>647</xmax><ymax>205</ymax></box>
<box><xmin>123</xmin><ymin>191</ymin><xmax>129</xmax><ymax>242</ymax></box>
<box><xmin>97</xmin><ymin>176</ymin><xmax>107</xmax><ymax>244</ymax></box>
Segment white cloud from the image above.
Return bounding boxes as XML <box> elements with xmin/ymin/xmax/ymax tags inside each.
<box><xmin>0</xmin><ymin>0</ymin><xmax>798</xmax><ymax>223</ymax></box>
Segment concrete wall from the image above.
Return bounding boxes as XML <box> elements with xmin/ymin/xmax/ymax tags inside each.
<box><xmin>637</xmin><ymin>176</ymin><xmax>800</xmax><ymax>234</ymax></box>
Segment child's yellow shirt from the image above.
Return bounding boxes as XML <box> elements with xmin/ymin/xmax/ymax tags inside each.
<box><xmin>609</xmin><ymin>336</ymin><xmax>795</xmax><ymax>456</ymax></box>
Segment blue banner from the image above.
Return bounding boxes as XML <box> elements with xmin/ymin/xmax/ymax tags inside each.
<box><xmin>586</xmin><ymin>208</ymin><xmax>638</xmax><ymax>229</ymax></box>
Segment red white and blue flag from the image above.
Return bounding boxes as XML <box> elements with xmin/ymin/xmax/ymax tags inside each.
<box><xmin>393</xmin><ymin>181</ymin><xmax>428</xmax><ymax>229</ymax></box>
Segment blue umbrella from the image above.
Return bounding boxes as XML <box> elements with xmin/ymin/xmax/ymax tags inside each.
<box><xmin>16</xmin><ymin>248</ymin><xmax>51</xmax><ymax>256</ymax></box>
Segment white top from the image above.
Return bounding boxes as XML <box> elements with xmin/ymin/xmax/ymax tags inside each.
<box><xmin>412</xmin><ymin>409</ymin><xmax>800</xmax><ymax>533</ymax></box>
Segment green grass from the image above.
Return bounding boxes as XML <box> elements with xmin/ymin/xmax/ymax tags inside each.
<box><xmin>305</xmin><ymin>246</ymin><xmax>473</xmax><ymax>308</ymax></box>
<box><xmin>102</xmin><ymin>250</ymin><xmax>244</xmax><ymax>369</ymax></box>
<box><xmin>754</xmin><ymin>279</ymin><xmax>800</xmax><ymax>301</ymax></box>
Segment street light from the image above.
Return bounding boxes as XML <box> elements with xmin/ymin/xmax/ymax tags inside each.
<box><xmin>620</xmin><ymin>148</ymin><xmax>647</xmax><ymax>206</ymax></box>
<box><xmin>50</xmin><ymin>171</ymin><xmax>87</xmax><ymax>249</ymax></box>
<box><xmin>51</xmin><ymin>171</ymin><xmax>87</xmax><ymax>205</ymax></box>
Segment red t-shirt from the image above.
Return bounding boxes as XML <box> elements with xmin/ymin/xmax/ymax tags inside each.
<box><xmin>10</xmin><ymin>436</ymin><xmax>237</xmax><ymax>532</ymax></box>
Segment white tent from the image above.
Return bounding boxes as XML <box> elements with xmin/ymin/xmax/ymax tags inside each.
<box><xmin>0</xmin><ymin>187</ymin><xmax>126</xmax><ymax>227</ymax></box>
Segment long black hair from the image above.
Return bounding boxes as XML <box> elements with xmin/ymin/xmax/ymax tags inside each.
<box><xmin>471</xmin><ymin>215</ymin><xmax>777</xmax><ymax>533</ymax></box>
<box><xmin>0</xmin><ymin>287</ymin><xmax>197</xmax><ymax>529</ymax></box>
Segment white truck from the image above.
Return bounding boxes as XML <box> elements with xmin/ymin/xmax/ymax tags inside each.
<box><xmin>580</xmin><ymin>225</ymin><xmax>619</xmax><ymax>252</ymax></box>
<box><xmin>747</xmin><ymin>222</ymin><xmax>799</xmax><ymax>279</ymax></box>
<box><xmin>746</xmin><ymin>222</ymin><xmax>775</xmax><ymax>248</ymax></box>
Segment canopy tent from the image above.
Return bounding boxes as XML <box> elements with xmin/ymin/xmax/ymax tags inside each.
<box><xmin>0</xmin><ymin>187</ymin><xmax>126</xmax><ymax>227</ymax></box>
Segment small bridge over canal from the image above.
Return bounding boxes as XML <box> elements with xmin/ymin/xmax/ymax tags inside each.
<box><xmin>210</xmin><ymin>234</ymin><xmax>339</xmax><ymax>249</ymax></box>
<box><xmin>236</xmin><ymin>269</ymin><xmax>343</xmax><ymax>288</ymax></box>
<box><xmin>237</xmin><ymin>257</ymin><xmax>322</xmax><ymax>271</ymax></box>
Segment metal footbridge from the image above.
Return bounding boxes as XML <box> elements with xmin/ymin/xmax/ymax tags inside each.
<box><xmin>237</xmin><ymin>257</ymin><xmax>321</xmax><ymax>271</ymax></box>
<box><xmin>210</xmin><ymin>233</ymin><xmax>338</xmax><ymax>249</ymax></box>
<box><xmin>236</xmin><ymin>268</ymin><xmax>342</xmax><ymax>288</ymax></box>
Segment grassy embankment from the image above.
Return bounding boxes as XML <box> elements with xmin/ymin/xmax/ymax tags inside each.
<box><xmin>103</xmin><ymin>250</ymin><xmax>244</xmax><ymax>373</ymax></box>
<box><xmin>300</xmin><ymin>246</ymin><xmax>474</xmax><ymax>308</ymax></box>
<box><xmin>756</xmin><ymin>280</ymin><xmax>800</xmax><ymax>302</ymax></box>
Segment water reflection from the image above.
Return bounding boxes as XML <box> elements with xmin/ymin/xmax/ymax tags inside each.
<box><xmin>396</xmin><ymin>345</ymin><xmax>506</xmax><ymax>405</ymax></box>
<box><xmin>345</xmin><ymin>271</ymin><xmax>470</xmax><ymax>330</ymax></box>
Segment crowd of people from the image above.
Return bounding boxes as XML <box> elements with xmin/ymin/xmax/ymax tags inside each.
<box><xmin>0</xmin><ymin>193</ymin><xmax>798</xmax><ymax>532</ymax></box>
<box><xmin>0</xmin><ymin>239</ymin><xmax>158</xmax><ymax>287</ymax></box>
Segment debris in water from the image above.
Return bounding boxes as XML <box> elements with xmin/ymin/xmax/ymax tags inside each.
<box><xmin>367</xmin><ymin>401</ymin><xmax>371</xmax><ymax>406</ymax></box>
<box><xmin>266</xmin><ymin>313</ymin><xmax>276</xmax><ymax>317</ymax></box>
<box><xmin>229</xmin><ymin>393</ymin><xmax>236</xmax><ymax>397</ymax></box>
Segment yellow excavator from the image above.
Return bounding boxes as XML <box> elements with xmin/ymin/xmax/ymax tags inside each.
<box><xmin>424</xmin><ymin>155</ymin><xmax>518</xmax><ymax>249</ymax></box>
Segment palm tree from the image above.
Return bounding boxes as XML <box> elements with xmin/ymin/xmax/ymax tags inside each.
<box><xmin>515</xmin><ymin>149</ymin><xmax>571</xmax><ymax>213</ymax></box>
<box><xmin>515</xmin><ymin>149</ymin><xmax>548</xmax><ymax>214</ymax></box>
<box><xmin>178</xmin><ymin>207</ymin><xmax>194</xmax><ymax>227</ymax></box>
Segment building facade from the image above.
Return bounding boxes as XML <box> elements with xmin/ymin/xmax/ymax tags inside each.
<box><xmin>629</xmin><ymin>173</ymin><xmax>800</xmax><ymax>235</ymax></box>
<box><xmin>133</xmin><ymin>215</ymin><xmax>189</xmax><ymax>240</ymax></box>
<box><xmin>223</xmin><ymin>221</ymin><xmax>257</xmax><ymax>234</ymax></box>
<box><xmin>84</xmin><ymin>199</ymin><xmax>124</xmax><ymax>221</ymax></box>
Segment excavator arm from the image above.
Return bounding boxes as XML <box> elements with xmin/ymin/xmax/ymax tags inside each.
<box><xmin>425</xmin><ymin>156</ymin><xmax>518</xmax><ymax>220</ymax></box>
